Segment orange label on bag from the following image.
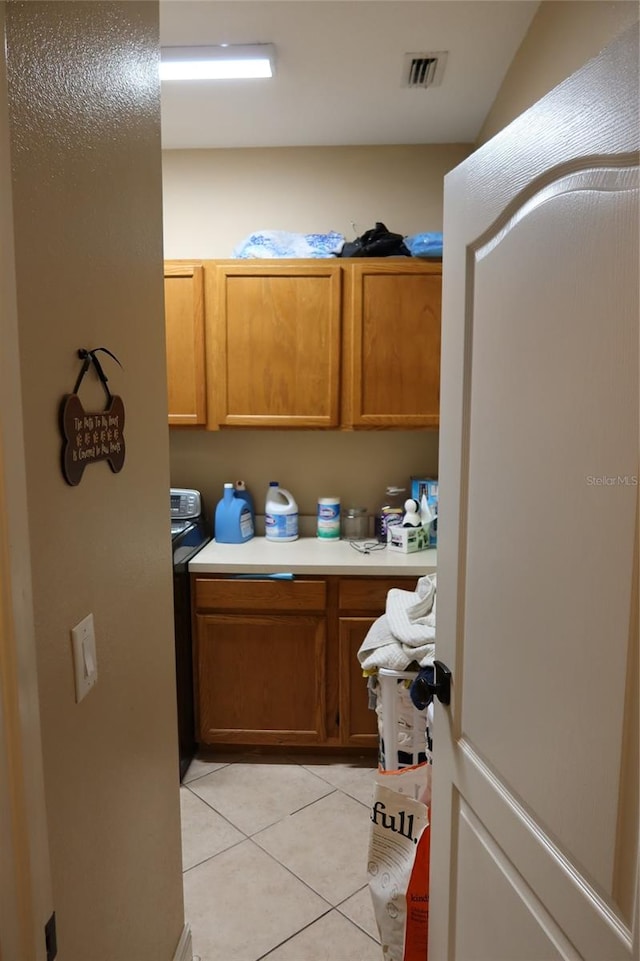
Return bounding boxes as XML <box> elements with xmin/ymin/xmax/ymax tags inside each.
<box><xmin>403</xmin><ymin>821</ymin><xmax>431</xmax><ymax>961</ymax></box>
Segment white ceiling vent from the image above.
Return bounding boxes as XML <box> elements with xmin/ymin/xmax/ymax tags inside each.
<box><xmin>402</xmin><ymin>51</ymin><xmax>448</xmax><ymax>89</ymax></box>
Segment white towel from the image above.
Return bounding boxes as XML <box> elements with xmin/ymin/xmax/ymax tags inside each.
<box><xmin>386</xmin><ymin>575</ymin><xmax>436</xmax><ymax>644</ymax></box>
<box><xmin>358</xmin><ymin>574</ymin><xmax>436</xmax><ymax>672</ymax></box>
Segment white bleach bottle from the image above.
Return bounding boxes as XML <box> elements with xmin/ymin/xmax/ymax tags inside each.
<box><xmin>265</xmin><ymin>481</ymin><xmax>299</xmax><ymax>542</ymax></box>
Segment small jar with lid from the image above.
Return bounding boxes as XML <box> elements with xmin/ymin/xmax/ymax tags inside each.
<box><xmin>342</xmin><ymin>506</ymin><xmax>369</xmax><ymax>540</ymax></box>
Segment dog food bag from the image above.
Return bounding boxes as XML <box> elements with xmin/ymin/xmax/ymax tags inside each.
<box><xmin>368</xmin><ymin>781</ymin><xmax>430</xmax><ymax>961</ymax></box>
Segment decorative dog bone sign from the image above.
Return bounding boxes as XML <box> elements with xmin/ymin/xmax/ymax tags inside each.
<box><xmin>60</xmin><ymin>393</ymin><xmax>126</xmax><ymax>486</ymax></box>
<box><xmin>60</xmin><ymin>348</ymin><xmax>126</xmax><ymax>486</ymax></box>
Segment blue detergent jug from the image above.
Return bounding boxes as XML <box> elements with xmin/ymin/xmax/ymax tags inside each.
<box><xmin>214</xmin><ymin>483</ymin><xmax>254</xmax><ymax>543</ymax></box>
<box><xmin>234</xmin><ymin>480</ymin><xmax>255</xmax><ymax>526</ymax></box>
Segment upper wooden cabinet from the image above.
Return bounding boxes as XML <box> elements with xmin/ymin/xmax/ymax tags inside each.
<box><xmin>208</xmin><ymin>262</ymin><xmax>342</xmax><ymax>428</ymax></box>
<box><xmin>164</xmin><ymin>262</ymin><xmax>207</xmax><ymax>426</ymax></box>
<box><xmin>164</xmin><ymin>258</ymin><xmax>442</xmax><ymax>429</ymax></box>
<box><xmin>342</xmin><ymin>260</ymin><xmax>442</xmax><ymax>429</ymax></box>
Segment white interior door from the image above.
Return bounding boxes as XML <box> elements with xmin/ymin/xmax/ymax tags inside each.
<box><xmin>431</xmin><ymin>24</ymin><xmax>639</xmax><ymax>961</ymax></box>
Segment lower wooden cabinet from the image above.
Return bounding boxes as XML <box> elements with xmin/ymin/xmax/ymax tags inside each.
<box><xmin>196</xmin><ymin>613</ymin><xmax>326</xmax><ymax>745</ymax></box>
<box><xmin>192</xmin><ymin>573</ymin><xmax>417</xmax><ymax>751</ymax></box>
<box><xmin>337</xmin><ymin>577</ymin><xmax>420</xmax><ymax>748</ymax></box>
<box><xmin>339</xmin><ymin>617</ymin><xmax>378</xmax><ymax>748</ymax></box>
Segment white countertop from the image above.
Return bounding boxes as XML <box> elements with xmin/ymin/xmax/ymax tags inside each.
<box><xmin>189</xmin><ymin>536</ymin><xmax>437</xmax><ymax>576</ymax></box>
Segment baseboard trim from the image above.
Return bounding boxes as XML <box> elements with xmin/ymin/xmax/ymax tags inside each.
<box><xmin>172</xmin><ymin>923</ymin><xmax>192</xmax><ymax>961</ymax></box>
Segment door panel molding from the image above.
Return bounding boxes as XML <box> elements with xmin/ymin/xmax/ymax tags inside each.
<box><xmin>453</xmin><ymin>790</ymin><xmax>582</xmax><ymax>961</ymax></box>
<box><xmin>456</xmin><ymin>738</ymin><xmax>633</xmax><ymax>955</ymax></box>
<box><xmin>472</xmin><ymin>162</ymin><xmax>639</xmax><ymax>261</ymax></box>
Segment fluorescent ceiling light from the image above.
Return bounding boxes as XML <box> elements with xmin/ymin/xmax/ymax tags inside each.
<box><xmin>160</xmin><ymin>44</ymin><xmax>275</xmax><ymax>81</ymax></box>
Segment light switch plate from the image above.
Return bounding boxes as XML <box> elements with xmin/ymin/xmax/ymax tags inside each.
<box><xmin>71</xmin><ymin>613</ymin><xmax>98</xmax><ymax>703</ymax></box>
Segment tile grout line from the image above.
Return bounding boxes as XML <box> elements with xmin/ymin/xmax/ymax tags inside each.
<box><xmin>185</xmin><ymin>779</ymin><xmax>344</xmax><ymax>838</ymax></box>
<box><xmin>255</xmin><ymin>907</ymin><xmax>382</xmax><ymax>960</ymax></box>
<box><xmin>182</xmin><ymin>834</ymin><xmax>248</xmax><ymax>876</ymax></box>
<box><xmin>298</xmin><ymin>764</ymin><xmax>377</xmax><ymax>810</ymax></box>
<box><xmin>182</xmin><ymin>762</ymin><xmax>379</xmax><ymax>957</ymax></box>
<box><xmin>252</xmin><ymin>907</ymin><xmax>349</xmax><ymax>961</ymax></box>
<box><xmin>182</xmin><ymin>790</ymin><xmax>364</xmax><ymax>906</ymax></box>
<box><xmin>299</xmin><ymin>763</ymin><xmax>377</xmax><ymax>787</ymax></box>
<box><xmin>182</xmin><ymin>782</ymin><xmax>252</xmax><ymax>838</ymax></box>
<box><xmin>333</xmin><ymin>884</ymin><xmax>382</xmax><ymax>945</ymax></box>
<box><xmin>182</xmin><ymin>786</ymin><xmax>365</xmax><ymax>882</ymax></box>
<box><xmin>251</xmin><ymin>785</ymin><xmax>338</xmax><ymax>825</ymax></box>
<box><xmin>245</xmin><ymin>789</ymin><xmax>375</xmax><ymax>928</ymax></box>
<box><xmin>181</xmin><ymin>760</ymin><xmax>232</xmax><ymax>784</ymax></box>
<box><xmin>183</xmin><ymin>833</ymin><xmax>338</xmax><ymax>955</ymax></box>
<box><xmin>244</xmin><ymin>834</ymin><xmax>340</xmax><ymax>907</ymax></box>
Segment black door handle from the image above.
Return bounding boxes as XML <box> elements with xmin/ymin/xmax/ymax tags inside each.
<box><xmin>426</xmin><ymin>660</ymin><xmax>452</xmax><ymax>705</ymax></box>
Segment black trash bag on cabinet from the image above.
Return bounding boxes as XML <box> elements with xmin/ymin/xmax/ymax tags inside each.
<box><xmin>341</xmin><ymin>222</ymin><xmax>411</xmax><ymax>258</ymax></box>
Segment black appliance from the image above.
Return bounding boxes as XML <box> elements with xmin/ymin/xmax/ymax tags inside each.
<box><xmin>171</xmin><ymin>488</ymin><xmax>209</xmax><ymax>781</ymax></box>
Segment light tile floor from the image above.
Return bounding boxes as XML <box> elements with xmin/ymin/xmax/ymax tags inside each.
<box><xmin>181</xmin><ymin>755</ymin><xmax>381</xmax><ymax>961</ymax></box>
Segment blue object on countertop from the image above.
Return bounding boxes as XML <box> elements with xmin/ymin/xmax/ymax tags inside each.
<box><xmin>214</xmin><ymin>483</ymin><xmax>254</xmax><ymax>544</ymax></box>
<box><xmin>234</xmin><ymin>481</ymin><xmax>255</xmax><ymax>525</ymax></box>
<box><xmin>404</xmin><ymin>232</ymin><xmax>443</xmax><ymax>258</ymax></box>
<box><xmin>230</xmin><ymin>572</ymin><xmax>294</xmax><ymax>580</ymax></box>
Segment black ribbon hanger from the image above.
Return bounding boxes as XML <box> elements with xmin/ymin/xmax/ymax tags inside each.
<box><xmin>72</xmin><ymin>347</ymin><xmax>123</xmax><ymax>403</ymax></box>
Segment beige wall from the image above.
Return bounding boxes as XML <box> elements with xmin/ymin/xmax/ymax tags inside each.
<box><xmin>162</xmin><ymin>144</ymin><xmax>472</xmax><ymax>259</ymax></box>
<box><xmin>4</xmin><ymin>4</ymin><xmax>184</xmax><ymax>961</ymax></box>
<box><xmin>162</xmin><ymin>144</ymin><xmax>470</xmax><ymax>514</ymax></box>
<box><xmin>170</xmin><ymin>429</ymin><xmax>440</xmax><ymax>533</ymax></box>
<box><xmin>0</xmin><ymin>4</ymin><xmax>53</xmax><ymax>956</ymax></box>
<box><xmin>478</xmin><ymin>0</ymin><xmax>640</xmax><ymax>145</ymax></box>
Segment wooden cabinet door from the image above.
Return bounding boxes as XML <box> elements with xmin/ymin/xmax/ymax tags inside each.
<box><xmin>164</xmin><ymin>262</ymin><xmax>206</xmax><ymax>426</ymax></box>
<box><xmin>210</xmin><ymin>262</ymin><xmax>342</xmax><ymax>428</ymax></box>
<box><xmin>338</xmin><ymin>617</ymin><xmax>379</xmax><ymax>748</ymax></box>
<box><xmin>343</xmin><ymin>260</ymin><xmax>441</xmax><ymax>428</ymax></box>
<box><xmin>195</xmin><ymin>612</ymin><xmax>327</xmax><ymax>746</ymax></box>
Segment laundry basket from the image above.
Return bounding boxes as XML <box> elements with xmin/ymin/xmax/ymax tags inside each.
<box><xmin>376</xmin><ymin>668</ymin><xmax>429</xmax><ymax>771</ymax></box>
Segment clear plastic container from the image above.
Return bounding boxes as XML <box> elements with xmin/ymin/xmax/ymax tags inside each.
<box><xmin>342</xmin><ymin>506</ymin><xmax>369</xmax><ymax>540</ymax></box>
